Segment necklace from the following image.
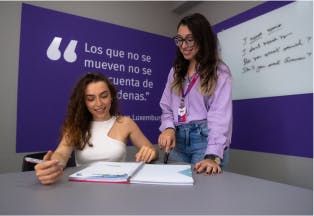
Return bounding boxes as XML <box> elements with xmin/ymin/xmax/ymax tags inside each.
<box><xmin>186</xmin><ymin>64</ymin><xmax>201</xmax><ymax>84</ymax></box>
<box><xmin>186</xmin><ymin>72</ymin><xmax>198</xmax><ymax>85</ymax></box>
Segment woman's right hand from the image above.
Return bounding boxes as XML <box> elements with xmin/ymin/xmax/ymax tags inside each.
<box><xmin>158</xmin><ymin>128</ymin><xmax>176</xmax><ymax>153</ymax></box>
<box><xmin>34</xmin><ymin>150</ymin><xmax>64</xmax><ymax>185</ymax></box>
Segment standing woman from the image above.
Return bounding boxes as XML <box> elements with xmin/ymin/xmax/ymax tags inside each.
<box><xmin>158</xmin><ymin>13</ymin><xmax>232</xmax><ymax>175</ymax></box>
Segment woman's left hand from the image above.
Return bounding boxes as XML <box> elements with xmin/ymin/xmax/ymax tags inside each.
<box><xmin>194</xmin><ymin>159</ymin><xmax>222</xmax><ymax>176</ymax></box>
<box><xmin>135</xmin><ymin>146</ymin><xmax>158</xmax><ymax>163</ymax></box>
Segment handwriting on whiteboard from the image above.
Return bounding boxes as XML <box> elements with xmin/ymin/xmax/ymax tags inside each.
<box><xmin>241</xmin><ymin>23</ymin><xmax>312</xmax><ymax>73</ymax></box>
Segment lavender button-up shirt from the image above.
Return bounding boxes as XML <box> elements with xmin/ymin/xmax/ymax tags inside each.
<box><xmin>159</xmin><ymin>63</ymin><xmax>233</xmax><ymax>159</ymax></box>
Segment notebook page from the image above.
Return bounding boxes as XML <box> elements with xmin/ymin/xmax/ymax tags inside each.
<box><xmin>69</xmin><ymin>161</ymin><xmax>144</xmax><ymax>182</ymax></box>
<box><xmin>130</xmin><ymin>164</ymin><xmax>194</xmax><ymax>185</ymax></box>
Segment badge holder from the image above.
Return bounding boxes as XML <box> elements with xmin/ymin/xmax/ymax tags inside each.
<box><xmin>178</xmin><ymin>99</ymin><xmax>187</xmax><ymax>123</ymax></box>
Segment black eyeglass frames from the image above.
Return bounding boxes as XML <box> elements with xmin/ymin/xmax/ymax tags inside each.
<box><xmin>173</xmin><ymin>35</ymin><xmax>195</xmax><ymax>47</ymax></box>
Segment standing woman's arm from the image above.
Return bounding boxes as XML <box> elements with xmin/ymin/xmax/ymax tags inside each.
<box><xmin>195</xmin><ymin>65</ymin><xmax>232</xmax><ymax>175</ymax></box>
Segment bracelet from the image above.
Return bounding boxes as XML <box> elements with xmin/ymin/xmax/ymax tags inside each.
<box><xmin>204</xmin><ymin>154</ymin><xmax>221</xmax><ymax>165</ymax></box>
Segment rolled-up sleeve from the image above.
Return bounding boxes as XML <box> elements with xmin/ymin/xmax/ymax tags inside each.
<box><xmin>205</xmin><ymin>65</ymin><xmax>233</xmax><ymax>159</ymax></box>
<box><xmin>159</xmin><ymin>68</ymin><xmax>175</xmax><ymax>132</ymax></box>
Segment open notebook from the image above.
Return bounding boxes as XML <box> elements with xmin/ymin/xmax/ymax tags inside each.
<box><xmin>69</xmin><ymin>161</ymin><xmax>194</xmax><ymax>185</ymax></box>
<box><xmin>130</xmin><ymin>164</ymin><xmax>193</xmax><ymax>185</ymax></box>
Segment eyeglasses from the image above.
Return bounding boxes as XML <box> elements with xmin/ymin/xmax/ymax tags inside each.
<box><xmin>173</xmin><ymin>35</ymin><xmax>195</xmax><ymax>47</ymax></box>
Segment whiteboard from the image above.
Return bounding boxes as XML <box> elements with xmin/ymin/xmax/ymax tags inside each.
<box><xmin>218</xmin><ymin>2</ymin><xmax>313</xmax><ymax>100</ymax></box>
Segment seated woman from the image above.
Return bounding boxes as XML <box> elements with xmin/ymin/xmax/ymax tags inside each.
<box><xmin>35</xmin><ymin>73</ymin><xmax>158</xmax><ymax>184</ymax></box>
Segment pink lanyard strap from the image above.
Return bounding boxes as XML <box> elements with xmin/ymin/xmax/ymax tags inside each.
<box><xmin>181</xmin><ymin>74</ymin><xmax>199</xmax><ymax>98</ymax></box>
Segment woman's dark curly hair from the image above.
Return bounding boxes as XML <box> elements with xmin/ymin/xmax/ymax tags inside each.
<box><xmin>171</xmin><ymin>13</ymin><xmax>220</xmax><ymax>96</ymax></box>
<box><xmin>61</xmin><ymin>72</ymin><xmax>120</xmax><ymax>150</ymax></box>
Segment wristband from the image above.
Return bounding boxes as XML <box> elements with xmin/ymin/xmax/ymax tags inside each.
<box><xmin>204</xmin><ymin>154</ymin><xmax>221</xmax><ymax>165</ymax></box>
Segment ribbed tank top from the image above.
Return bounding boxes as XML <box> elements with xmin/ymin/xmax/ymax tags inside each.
<box><xmin>75</xmin><ymin>116</ymin><xmax>126</xmax><ymax>166</ymax></box>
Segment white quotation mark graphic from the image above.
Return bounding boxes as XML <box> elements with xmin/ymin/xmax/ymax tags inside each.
<box><xmin>46</xmin><ymin>36</ymin><xmax>78</xmax><ymax>63</ymax></box>
<box><xmin>46</xmin><ymin>37</ymin><xmax>62</xmax><ymax>61</ymax></box>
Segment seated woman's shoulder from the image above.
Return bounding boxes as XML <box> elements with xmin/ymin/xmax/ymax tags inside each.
<box><xmin>115</xmin><ymin>115</ymin><xmax>134</xmax><ymax>125</ymax></box>
<box><xmin>114</xmin><ymin>116</ymin><xmax>137</xmax><ymax>133</ymax></box>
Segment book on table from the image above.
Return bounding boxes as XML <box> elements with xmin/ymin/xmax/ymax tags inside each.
<box><xmin>69</xmin><ymin>161</ymin><xmax>194</xmax><ymax>185</ymax></box>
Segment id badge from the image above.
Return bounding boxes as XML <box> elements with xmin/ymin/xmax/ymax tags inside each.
<box><xmin>178</xmin><ymin>106</ymin><xmax>187</xmax><ymax>122</ymax></box>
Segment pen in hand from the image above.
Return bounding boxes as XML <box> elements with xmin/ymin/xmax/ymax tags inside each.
<box><xmin>163</xmin><ymin>152</ymin><xmax>169</xmax><ymax>164</ymax></box>
<box><xmin>24</xmin><ymin>157</ymin><xmax>64</xmax><ymax>166</ymax></box>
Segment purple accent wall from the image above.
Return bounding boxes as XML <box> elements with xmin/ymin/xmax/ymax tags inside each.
<box><xmin>232</xmin><ymin>94</ymin><xmax>313</xmax><ymax>158</ymax></box>
<box><xmin>212</xmin><ymin>1</ymin><xmax>293</xmax><ymax>33</ymax></box>
<box><xmin>17</xmin><ymin>4</ymin><xmax>175</xmax><ymax>152</ymax></box>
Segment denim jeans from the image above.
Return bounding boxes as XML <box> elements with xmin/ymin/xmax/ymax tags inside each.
<box><xmin>168</xmin><ymin>120</ymin><xmax>230</xmax><ymax>169</ymax></box>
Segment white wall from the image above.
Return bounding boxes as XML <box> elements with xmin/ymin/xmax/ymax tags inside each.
<box><xmin>0</xmin><ymin>1</ymin><xmax>312</xmax><ymax>189</ymax></box>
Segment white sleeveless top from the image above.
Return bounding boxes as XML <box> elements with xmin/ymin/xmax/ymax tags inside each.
<box><xmin>75</xmin><ymin>116</ymin><xmax>126</xmax><ymax>166</ymax></box>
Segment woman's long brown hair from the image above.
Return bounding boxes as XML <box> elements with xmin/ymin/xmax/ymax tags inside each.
<box><xmin>60</xmin><ymin>73</ymin><xmax>120</xmax><ymax>150</ymax></box>
<box><xmin>171</xmin><ymin>13</ymin><xmax>220</xmax><ymax>96</ymax></box>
